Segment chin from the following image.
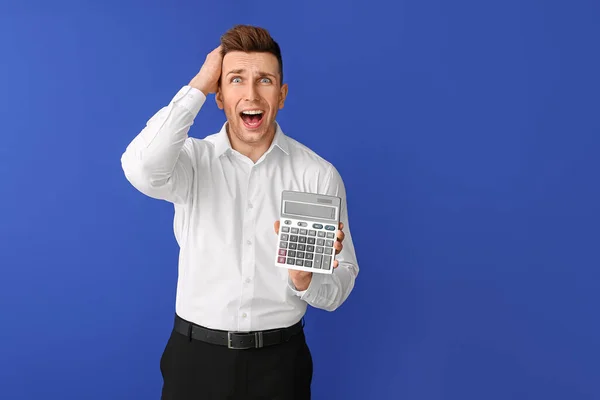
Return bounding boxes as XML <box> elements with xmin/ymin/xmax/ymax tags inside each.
<box><xmin>242</xmin><ymin>127</ymin><xmax>270</xmax><ymax>142</ymax></box>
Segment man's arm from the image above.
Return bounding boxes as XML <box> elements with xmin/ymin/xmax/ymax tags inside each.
<box><xmin>121</xmin><ymin>46</ymin><xmax>223</xmax><ymax>204</ymax></box>
<box><xmin>289</xmin><ymin>165</ymin><xmax>360</xmax><ymax>311</ymax></box>
<box><xmin>120</xmin><ymin>87</ymin><xmax>205</xmax><ymax>204</ymax></box>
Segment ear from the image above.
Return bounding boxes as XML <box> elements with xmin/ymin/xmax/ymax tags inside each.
<box><xmin>215</xmin><ymin>86</ymin><xmax>224</xmax><ymax>110</ymax></box>
<box><xmin>278</xmin><ymin>83</ymin><xmax>288</xmax><ymax>110</ymax></box>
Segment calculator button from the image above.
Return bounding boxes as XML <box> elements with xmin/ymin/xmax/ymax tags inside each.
<box><xmin>284</xmin><ymin>220</ymin><xmax>292</xmax><ymax>225</ymax></box>
<box><xmin>278</xmin><ymin>256</ymin><xmax>286</xmax><ymax>263</ymax></box>
<box><xmin>305</xmin><ymin>253</ymin><xmax>313</xmax><ymax>260</ymax></box>
<box><xmin>316</xmin><ymin>247</ymin><xmax>324</xmax><ymax>254</ymax></box>
<box><xmin>281</xmin><ymin>234</ymin><xmax>289</xmax><ymax>241</ymax></box>
<box><xmin>326</xmin><ymin>240</ymin><xmax>334</xmax><ymax>247</ymax></box>
<box><xmin>297</xmin><ymin>252</ymin><xmax>305</xmax><ymax>259</ymax></box>
<box><xmin>307</xmin><ymin>237</ymin><xmax>316</xmax><ymax>245</ymax></box>
<box><xmin>325</xmin><ymin>225</ymin><xmax>336</xmax><ymax>231</ymax></box>
<box><xmin>323</xmin><ymin>256</ymin><xmax>332</xmax><ymax>269</ymax></box>
<box><xmin>295</xmin><ymin>259</ymin><xmax>304</xmax><ymax>266</ymax></box>
<box><xmin>317</xmin><ymin>231</ymin><xmax>326</xmax><ymax>237</ymax></box>
<box><xmin>297</xmin><ymin>222</ymin><xmax>307</xmax><ymax>227</ymax></box>
<box><xmin>298</xmin><ymin>244</ymin><xmax>306</xmax><ymax>251</ymax></box>
<box><xmin>306</xmin><ymin>245</ymin><xmax>315</xmax><ymax>252</ymax></box>
<box><xmin>288</xmin><ymin>250</ymin><xmax>296</xmax><ymax>257</ymax></box>
<box><xmin>317</xmin><ymin>239</ymin><xmax>325</xmax><ymax>246</ymax></box>
<box><xmin>279</xmin><ymin>242</ymin><xmax>288</xmax><ymax>248</ymax></box>
<box><xmin>298</xmin><ymin>236</ymin><xmax>307</xmax><ymax>244</ymax></box>
<box><xmin>326</xmin><ymin>233</ymin><xmax>335</xmax><ymax>239</ymax></box>
<box><xmin>305</xmin><ymin>261</ymin><xmax>312</xmax><ymax>267</ymax></box>
<box><xmin>312</xmin><ymin>223</ymin><xmax>323</xmax><ymax>229</ymax></box>
<box><xmin>278</xmin><ymin>249</ymin><xmax>287</xmax><ymax>256</ymax></box>
<box><xmin>291</xmin><ymin>228</ymin><xmax>299</xmax><ymax>234</ymax></box>
<box><xmin>290</xmin><ymin>235</ymin><xmax>298</xmax><ymax>242</ymax></box>
<box><xmin>287</xmin><ymin>258</ymin><xmax>295</xmax><ymax>265</ymax></box>
<box><xmin>288</xmin><ymin>243</ymin><xmax>297</xmax><ymax>250</ymax></box>
<box><xmin>314</xmin><ymin>254</ymin><xmax>322</xmax><ymax>268</ymax></box>
<box><xmin>282</xmin><ymin>226</ymin><xmax>290</xmax><ymax>233</ymax></box>
<box><xmin>308</xmin><ymin>230</ymin><xmax>316</xmax><ymax>236</ymax></box>
<box><xmin>324</xmin><ymin>247</ymin><xmax>333</xmax><ymax>255</ymax></box>
<box><xmin>299</xmin><ymin>229</ymin><xmax>307</xmax><ymax>235</ymax></box>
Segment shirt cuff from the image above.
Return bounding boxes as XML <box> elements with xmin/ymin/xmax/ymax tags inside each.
<box><xmin>170</xmin><ymin>85</ymin><xmax>206</xmax><ymax>117</ymax></box>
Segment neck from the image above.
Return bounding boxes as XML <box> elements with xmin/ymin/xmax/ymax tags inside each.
<box><xmin>227</xmin><ymin>122</ymin><xmax>276</xmax><ymax>163</ymax></box>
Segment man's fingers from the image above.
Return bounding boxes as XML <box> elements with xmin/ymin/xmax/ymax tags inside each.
<box><xmin>334</xmin><ymin>241</ymin><xmax>343</xmax><ymax>254</ymax></box>
<box><xmin>334</xmin><ymin>222</ymin><xmax>345</xmax><ymax>255</ymax></box>
<box><xmin>337</xmin><ymin>227</ymin><xmax>345</xmax><ymax>243</ymax></box>
<box><xmin>274</xmin><ymin>220</ymin><xmax>280</xmax><ymax>234</ymax></box>
<box><xmin>208</xmin><ymin>45</ymin><xmax>222</xmax><ymax>58</ymax></box>
<box><xmin>333</xmin><ymin>260</ymin><xmax>339</xmax><ymax>269</ymax></box>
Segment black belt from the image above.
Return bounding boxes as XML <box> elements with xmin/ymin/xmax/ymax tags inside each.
<box><xmin>173</xmin><ymin>315</ymin><xmax>304</xmax><ymax>350</ymax></box>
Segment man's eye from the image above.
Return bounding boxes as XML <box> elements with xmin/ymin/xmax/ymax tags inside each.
<box><xmin>261</xmin><ymin>78</ymin><xmax>271</xmax><ymax>83</ymax></box>
<box><xmin>232</xmin><ymin>77</ymin><xmax>241</xmax><ymax>83</ymax></box>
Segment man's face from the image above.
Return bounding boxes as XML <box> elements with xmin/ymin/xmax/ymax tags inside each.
<box><xmin>216</xmin><ymin>51</ymin><xmax>288</xmax><ymax>147</ymax></box>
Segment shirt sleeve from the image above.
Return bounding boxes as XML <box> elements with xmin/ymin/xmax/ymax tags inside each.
<box><xmin>120</xmin><ymin>86</ymin><xmax>206</xmax><ymax>204</ymax></box>
<box><xmin>287</xmin><ymin>165</ymin><xmax>360</xmax><ymax>311</ymax></box>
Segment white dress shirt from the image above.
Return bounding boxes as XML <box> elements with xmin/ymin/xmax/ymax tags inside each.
<box><xmin>121</xmin><ymin>85</ymin><xmax>359</xmax><ymax>332</ymax></box>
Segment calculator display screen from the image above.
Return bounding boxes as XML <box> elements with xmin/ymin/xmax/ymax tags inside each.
<box><xmin>284</xmin><ymin>201</ymin><xmax>336</xmax><ymax>220</ymax></box>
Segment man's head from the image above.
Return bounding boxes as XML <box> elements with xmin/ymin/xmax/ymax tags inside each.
<box><xmin>215</xmin><ymin>25</ymin><xmax>288</xmax><ymax>150</ymax></box>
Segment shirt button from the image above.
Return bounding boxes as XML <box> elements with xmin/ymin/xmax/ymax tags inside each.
<box><xmin>247</xmin><ymin>240</ymin><xmax>252</xmax><ymax>245</ymax></box>
<box><xmin>248</xmin><ymin>203</ymin><xmax>253</xmax><ymax>209</ymax></box>
<box><xmin>245</xmin><ymin>278</ymin><xmax>251</xmax><ymax>283</ymax></box>
<box><xmin>242</xmin><ymin>313</ymin><xmax>247</xmax><ymax>318</ymax></box>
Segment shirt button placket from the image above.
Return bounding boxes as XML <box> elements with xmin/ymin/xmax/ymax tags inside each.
<box><xmin>240</xmin><ymin>165</ymin><xmax>256</xmax><ymax>331</ymax></box>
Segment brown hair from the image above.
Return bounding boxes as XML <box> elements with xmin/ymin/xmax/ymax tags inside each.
<box><xmin>219</xmin><ymin>25</ymin><xmax>284</xmax><ymax>84</ymax></box>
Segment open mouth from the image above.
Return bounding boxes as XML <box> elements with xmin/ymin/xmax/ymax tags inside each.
<box><xmin>240</xmin><ymin>110</ymin><xmax>264</xmax><ymax>129</ymax></box>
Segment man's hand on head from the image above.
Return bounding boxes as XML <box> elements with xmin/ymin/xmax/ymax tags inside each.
<box><xmin>189</xmin><ymin>46</ymin><xmax>223</xmax><ymax>96</ymax></box>
<box><xmin>274</xmin><ymin>220</ymin><xmax>345</xmax><ymax>291</ymax></box>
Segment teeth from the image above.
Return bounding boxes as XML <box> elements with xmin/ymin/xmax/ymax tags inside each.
<box><xmin>241</xmin><ymin>110</ymin><xmax>263</xmax><ymax>115</ymax></box>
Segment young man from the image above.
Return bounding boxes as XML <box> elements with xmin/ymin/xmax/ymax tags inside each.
<box><xmin>121</xmin><ymin>25</ymin><xmax>359</xmax><ymax>399</ymax></box>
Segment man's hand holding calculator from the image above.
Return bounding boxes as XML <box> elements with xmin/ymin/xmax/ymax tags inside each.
<box><xmin>274</xmin><ymin>220</ymin><xmax>345</xmax><ymax>291</ymax></box>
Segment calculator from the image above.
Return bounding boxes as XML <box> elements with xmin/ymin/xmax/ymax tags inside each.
<box><xmin>274</xmin><ymin>190</ymin><xmax>341</xmax><ymax>274</ymax></box>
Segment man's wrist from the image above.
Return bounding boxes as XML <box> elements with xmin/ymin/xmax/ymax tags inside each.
<box><xmin>188</xmin><ymin>78</ymin><xmax>210</xmax><ymax>97</ymax></box>
<box><xmin>291</xmin><ymin>274</ymin><xmax>312</xmax><ymax>291</ymax></box>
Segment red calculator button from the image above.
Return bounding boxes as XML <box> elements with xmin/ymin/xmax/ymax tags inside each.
<box><xmin>278</xmin><ymin>256</ymin><xmax>286</xmax><ymax>263</ymax></box>
<box><xmin>278</xmin><ymin>249</ymin><xmax>287</xmax><ymax>256</ymax></box>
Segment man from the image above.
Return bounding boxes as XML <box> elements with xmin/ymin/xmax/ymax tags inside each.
<box><xmin>121</xmin><ymin>25</ymin><xmax>359</xmax><ymax>399</ymax></box>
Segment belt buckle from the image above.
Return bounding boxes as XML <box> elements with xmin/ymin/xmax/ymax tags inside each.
<box><xmin>227</xmin><ymin>332</ymin><xmax>236</xmax><ymax>349</ymax></box>
<box><xmin>255</xmin><ymin>331</ymin><xmax>264</xmax><ymax>348</ymax></box>
<box><xmin>227</xmin><ymin>331</ymin><xmax>264</xmax><ymax>349</ymax></box>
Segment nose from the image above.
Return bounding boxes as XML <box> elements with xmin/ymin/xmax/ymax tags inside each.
<box><xmin>244</xmin><ymin>82</ymin><xmax>259</xmax><ymax>101</ymax></box>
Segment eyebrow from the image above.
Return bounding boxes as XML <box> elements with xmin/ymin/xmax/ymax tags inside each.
<box><xmin>226</xmin><ymin>69</ymin><xmax>277</xmax><ymax>79</ymax></box>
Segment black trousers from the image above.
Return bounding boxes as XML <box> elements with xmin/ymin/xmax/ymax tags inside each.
<box><xmin>160</xmin><ymin>322</ymin><xmax>313</xmax><ymax>400</ymax></box>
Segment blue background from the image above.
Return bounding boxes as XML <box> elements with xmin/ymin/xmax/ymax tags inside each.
<box><xmin>1</xmin><ymin>0</ymin><xmax>599</xmax><ymax>399</ymax></box>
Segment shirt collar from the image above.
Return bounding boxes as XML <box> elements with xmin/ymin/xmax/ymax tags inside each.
<box><xmin>213</xmin><ymin>121</ymin><xmax>290</xmax><ymax>158</ymax></box>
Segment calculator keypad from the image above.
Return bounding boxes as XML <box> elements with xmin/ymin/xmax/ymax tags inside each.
<box><xmin>277</xmin><ymin>221</ymin><xmax>337</xmax><ymax>271</ymax></box>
